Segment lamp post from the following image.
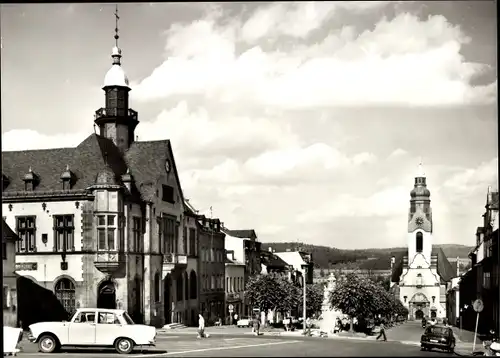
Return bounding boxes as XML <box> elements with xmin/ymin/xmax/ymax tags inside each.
<box><xmin>301</xmin><ymin>264</ymin><xmax>308</xmax><ymax>334</ymax></box>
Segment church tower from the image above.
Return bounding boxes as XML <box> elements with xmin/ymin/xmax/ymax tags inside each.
<box><xmin>94</xmin><ymin>5</ymin><xmax>139</xmax><ymax>153</ymax></box>
<box><xmin>407</xmin><ymin>160</ymin><xmax>433</xmax><ymax>265</ymax></box>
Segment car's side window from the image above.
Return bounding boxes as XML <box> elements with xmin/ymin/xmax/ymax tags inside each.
<box><xmin>98</xmin><ymin>313</ymin><xmax>120</xmax><ymax>324</ymax></box>
<box><xmin>73</xmin><ymin>312</ymin><xmax>96</xmax><ymax>323</ymax></box>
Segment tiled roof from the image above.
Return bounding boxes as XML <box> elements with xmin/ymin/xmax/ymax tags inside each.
<box><xmin>2</xmin><ymin>134</ymin><xmax>184</xmax><ymax>204</ymax></box>
<box><xmin>2</xmin><ymin>219</ymin><xmax>20</xmax><ymax>242</ymax></box>
<box><xmin>222</xmin><ymin>229</ymin><xmax>257</xmax><ymax>239</ymax></box>
<box><xmin>260</xmin><ymin>250</ymin><xmax>289</xmax><ymax>269</ymax></box>
<box><xmin>2</xmin><ymin>134</ymin><xmax>127</xmax><ymax>192</ymax></box>
<box><xmin>124</xmin><ymin>139</ymin><xmax>184</xmax><ymax>203</ymax></box>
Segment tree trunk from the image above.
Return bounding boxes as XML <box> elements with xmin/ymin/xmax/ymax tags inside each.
<box><xmin>350</xmin><ymin>317</ymin><xmax>354</xmax><ymax>332</ymax></box>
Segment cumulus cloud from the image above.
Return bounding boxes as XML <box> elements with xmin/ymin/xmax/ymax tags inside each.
<box><xmin>388</xmin><ymin>148</ymin><xmax>408</xmax><ymax>159</ymax></box>
<box><xmin>2</xmin><ymin>2</ymin><xmax>497</xmax><ymax>249</ymax></box>
<box><xmin>443</xmin><ymin>157</ymin><xmax>498</xmax><ymax>197</ymax></box>
<box><xmin>133</xmin><ymin>6</ymin><xmax>496</xmax><ymax>107</ymax></box>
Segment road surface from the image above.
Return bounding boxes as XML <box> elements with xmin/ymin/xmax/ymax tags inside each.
<box><xmin>16</xmin><ymin>333</ymin><xmax>449</xmax><ymax>357</ymax></box>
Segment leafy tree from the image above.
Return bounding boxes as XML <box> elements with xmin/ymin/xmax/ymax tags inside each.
<box><xmin>328</xmin><ymin>273</ymin><xmax>378</xmax><ymax>331</ymax></box>
<box><xmin>296</xmin><ymin>283</ymin><xmax>324</xmax><ymax>317</ymax></box>
<box><xmin>245</xmin><ymin>273</ymin><xmax>301</xmax><ymax>322</ymax></box>
<box><xmin>319</xmin><ymin>268</ymin><xmax>326</xmax><ymax>277</ymax></box>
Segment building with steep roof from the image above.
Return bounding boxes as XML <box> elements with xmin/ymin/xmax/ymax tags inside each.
<box><xmin>1</xmin><ymin>12</ymin><xmax>195</xmax><ymax>327</ymax></box>
<box><xmin>391</xmin><ymin>162</ymin><xmax>455</xmax><ymax>320</ymax></box>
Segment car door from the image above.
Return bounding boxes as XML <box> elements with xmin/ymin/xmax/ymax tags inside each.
<box><xmin>68</xmin><ymin>310</ymin><xmax>97</xmax><ymax>345</ymax></box>
<box><xmin>95</xmin><ymin>312</ymin><xmax>122</xmax><ymax>346</ymax></box>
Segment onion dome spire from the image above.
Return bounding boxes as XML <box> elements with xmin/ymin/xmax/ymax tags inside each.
<box><xmin>103</xmin><ymin>4</ymin><xmax>129</xmax><ymax>88</ymax></box>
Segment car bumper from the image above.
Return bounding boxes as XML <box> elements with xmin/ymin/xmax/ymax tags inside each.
<box><xmin>421</xmin><ymin>341</ymin><xmax>451</xmax><ymax>349</ymax></box>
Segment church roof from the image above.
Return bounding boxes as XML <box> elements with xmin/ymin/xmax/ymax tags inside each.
<box><xmin>391</xmin><ymin>247</ymin><xmax>456</xmax><ymax>283</ymax></box>
<box><xmin>2</xmin><ymin>134</ymin><xmax>182</xmax><ymax>204</ymax></box>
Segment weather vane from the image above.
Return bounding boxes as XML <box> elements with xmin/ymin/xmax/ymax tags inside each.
<box><xmin>114</xmin><ymin>4</ymin><xmax>120</xmax><ymax>47</ymax></box>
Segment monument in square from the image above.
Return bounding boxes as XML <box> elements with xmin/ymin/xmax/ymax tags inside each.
<box><xmin>318</xmin><ymin>273</ymin><xmax>343</xmax><ymax>335</ymax></box>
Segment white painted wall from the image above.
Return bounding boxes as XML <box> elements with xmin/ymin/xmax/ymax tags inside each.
<box><xmin>3</xmin><ymin>200</ymin><xmax>86</xmax><ymax>253</ymax></box>
<box><xmin>407</xmin><ymin>229</ymin><xmax>433</xmax><ymax>266</ymax></box>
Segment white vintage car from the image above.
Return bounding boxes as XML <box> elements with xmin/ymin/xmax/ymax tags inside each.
<box><xmin>28</xmin><ymin>308</ymin><xmax>156</xmax><ymax>354</ymax></box>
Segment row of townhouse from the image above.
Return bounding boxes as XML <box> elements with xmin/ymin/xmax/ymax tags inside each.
<box><xmin>446</xmin><ymin>188</ymin><xmax>499</xmax><ymax>335</ymax></box>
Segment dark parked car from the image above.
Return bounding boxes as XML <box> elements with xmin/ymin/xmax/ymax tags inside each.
<box><xmin>420</xmin><ymin>325</ymin><xmax>456</xmax><ymax>352</ymax></box>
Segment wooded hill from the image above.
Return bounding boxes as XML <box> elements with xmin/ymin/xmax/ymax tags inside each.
<box><xmin>261</xmin><ymin>242</ymin><xmax>473</xmax><ymax>270</ymax></box>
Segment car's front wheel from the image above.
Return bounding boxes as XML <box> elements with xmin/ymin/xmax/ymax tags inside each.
<box><xmin>38</xmin><ymin>334</ymin><xmax>58</xmax><ymax>354</ymax></box>
<box><xmin>115</xmin><ymin>337</ymin><xmax>134</xmax><ymax>354</ymax></box>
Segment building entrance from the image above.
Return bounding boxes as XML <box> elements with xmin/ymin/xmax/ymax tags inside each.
<box><xmin>97</xmin><ymin>281</ymin><xmax>116</xmax><ymax>309</ymax></box>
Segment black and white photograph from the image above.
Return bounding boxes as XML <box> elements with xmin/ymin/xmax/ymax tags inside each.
<box><xmin>1</xmin><ymin>1</ymin><xmax>498</xmax><ymax>357</ymax></box>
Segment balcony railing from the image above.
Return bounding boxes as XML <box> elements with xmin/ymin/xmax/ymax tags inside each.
<box><xmin>94</xmin><ymin>252</ymin><xmax>123</xmax><ymax>274</ymax></box>
<box><xmin>94</xmin><ymin>107</ymin><xmax>138</xmax><ymax>121</ymax></box>
<box><xmin>163</xmin><ymin>253</ymin><xmax>188</xmax><ymax>265</ymax></box>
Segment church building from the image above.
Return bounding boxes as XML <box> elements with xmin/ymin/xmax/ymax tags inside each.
<box><xmin>1</xmin><ymin>12</ymin><xmax>199</xmax><ymax>327</ymax></box>
<box><xmin>391</xmin><ymin>162</ymin><xmax>456</xmax><ymax>320</ymax></box>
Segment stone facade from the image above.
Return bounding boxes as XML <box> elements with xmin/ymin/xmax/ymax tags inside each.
<box><xmin>2</xmin><ymin>220</ymin><xmax>20</xmax><ymax>327</ymax></box>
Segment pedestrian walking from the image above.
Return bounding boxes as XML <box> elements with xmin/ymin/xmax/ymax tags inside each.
<box><xmin>234</xmin><ymin>313</ymin><xmax>238</xmax><ymax>324</ymax></box>
<box><xmin>252</xmin><ymin>315</ymin><xmax>260</xmax><ymax>336</ymax></box>
<box><xmin>376</xmin><ymin>321</ymin><xmax>387</xmax><ymax>342</ymax></box>
<box><xmin>305</xmin><ymin>317</ymin><xmax>312</xmax><ymax>336</ymax></box>
<box><xmin>197</xmin><ymin>314</ymin><xmax>206</xmax><ymax>339</ymax></box>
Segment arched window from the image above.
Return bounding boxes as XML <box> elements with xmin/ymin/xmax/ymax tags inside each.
<box><xmin>184</xmin><ymin>272</ymin><xmax>189</xmax><ymax>300</ymax></box>
<box><xmin>416</xmin><ymin>232</ymin><xmax>423</xmax><ymax>252</ymax></box>
<box><xmin>176</xmin><ymin>275</ymin><xmax>183</xmax><ymax>301</ymax></box>
<box><xmin>154</xmin><ymin>273</ymin><xmax>160</xmax><ymax>302</ymax></box>
<box><xmin>55</xmin><ymin>278</ymin><xmax>76</xmax><ymax>315</ymax></box>
<box><xmin>189</xmin><ymin>271</ymin><xmax>197</xmax><ymax>299</ymax></box>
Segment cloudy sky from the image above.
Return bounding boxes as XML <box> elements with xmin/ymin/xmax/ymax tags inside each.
<box><xmin>1</xmin><ymin>2</ymin><xmax>497</xmax><ymax>249</ymax></box>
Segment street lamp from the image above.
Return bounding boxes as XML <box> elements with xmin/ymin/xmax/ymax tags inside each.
<box><xmin>301</xmin><ymin>264</ymin><xmax>308</xmax><ymax>334</ymax></box>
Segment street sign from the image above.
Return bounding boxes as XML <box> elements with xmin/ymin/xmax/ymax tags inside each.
<box><xmin>473</xmin><ymin>299</ymin><xmax>484</xmax><ymax>313</ymax></box>
<box><xmin>228</xmin><ymin>309</ymin><xmax>233</xmax><ymax>313</ymax></box>
<box><xmin>253</xmin><ymin>307</ymin><xmax>260</xmax><ymax>312</ymax></box>
<box><xmin>228</xmin><ymin>304</ymin><xmax>234</xmax><ymax>310</ymax></box>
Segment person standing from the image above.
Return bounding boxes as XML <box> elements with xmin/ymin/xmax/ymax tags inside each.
<box><xmin>197</xmin><ymin>314</ymin><xmax>205</xmax><ymax>339</ymax></box>
<box><xmin>376</xmin><ymin>321</ymin><xmax>387</xmax><ymax>342</ymax></box>
<box><xmin>234</xmin><ymin>313</ymin><xmax>239</xmax><ymax>325</ymax></box>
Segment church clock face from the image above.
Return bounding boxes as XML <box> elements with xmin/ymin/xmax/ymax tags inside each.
<box><xmin>415</xmin><ymin>217</ymin><xmax>424</xmax><ymax>226</ymax></box>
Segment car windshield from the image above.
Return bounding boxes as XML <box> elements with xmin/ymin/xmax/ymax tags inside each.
<box><xmin>122</xmin><ymin>312</ymin><xmax>135</xmax><ymax>325</ymax></box>
<box><xmin>427</xmin><ymin>327</ymin><xmax>449</xmax><ymax>335</ymax></box>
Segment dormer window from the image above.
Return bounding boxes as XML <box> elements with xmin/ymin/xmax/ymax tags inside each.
<box><xmin>60</xmin><ymin>165</ymin><xmax>74</xmax><ymax>190</ymax></box>
<box><xmin>23</xmin><ymin>167</ymin><xmax>39</xmax><ymax>191</ymax></box>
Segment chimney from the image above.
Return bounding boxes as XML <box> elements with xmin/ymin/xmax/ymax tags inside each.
<box><xmin>390</xmin><ymin>256</ymin><xmax>395</xmax><ymax>270</ymax></box>
<box><xmin>456</xmin><ymin>257</ymin><xmax>460</xmax><ymax>276</ymax></box>
<box><xmin>268</xmin><ymin>247</ymin><xmax>273</xmax><ymax>253</ymax></box>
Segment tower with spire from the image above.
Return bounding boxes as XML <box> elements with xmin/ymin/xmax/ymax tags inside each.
<box><xmin>94</xmin><ymin>5</ymin><xmax>139</xmax><ymax>153</ymax></box>
<box><xmin>407</xmin><ymin>158</ymin><xmax>433</xmax><ymax>263</ymax></box>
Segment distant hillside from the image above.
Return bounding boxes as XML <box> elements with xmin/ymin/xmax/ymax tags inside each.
<box><xmin>261</xmin><ymin>242</ymin><xmax>473</xmax><ymax>270</ymax></box>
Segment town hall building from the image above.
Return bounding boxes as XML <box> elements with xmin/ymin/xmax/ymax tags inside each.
<box><xmin>391</xmin><ymin>162</ymin><xmax>455</xmax><ymax>320</ymax></box>
<box><xmin>1</xmin><ymin>15</ymin><xmax>200</xmax><ymax>327</ymax></box>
